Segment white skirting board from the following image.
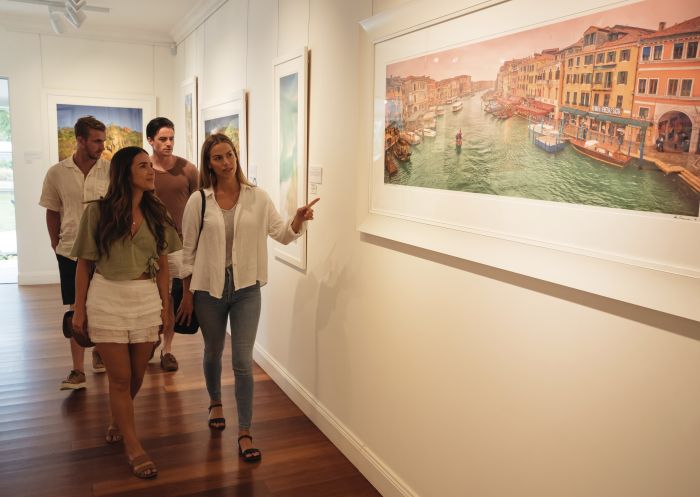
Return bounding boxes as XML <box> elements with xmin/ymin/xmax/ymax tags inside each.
<box><xmin>253</xmin><ymin>344</ymin><xmax>417</xmax><ymax>497</ymax></box>
<box><xmin>18</xmin><ymin>270</ymin><xmax>60</xmax><ymax>285</ymax></box>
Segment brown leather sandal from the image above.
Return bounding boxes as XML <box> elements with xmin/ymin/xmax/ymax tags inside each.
<box><xmin>105</xmin><ymin>425</ymin><xmax>122</xmax><ymax>444</ymax></box>
<box><xmin>129</xmin><ymin>453</ymin><xmax>158</xmax><ymax>479</ymax></box>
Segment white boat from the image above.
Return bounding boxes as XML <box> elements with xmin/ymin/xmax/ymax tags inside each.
<box><xmin>408</xmin><ymin>131</ymin><xmax>422</xmax><ymax>144</ymax></box>
<box><xmin>422</xmin><ymin>128</ymin><xmax>437</xmax><ymax>138</ymax></box>
<box><xmin>436</xmin><ymin>106</ymin><xmax>445</xmax><ymax>116</ymax></box>
<box><xmin>451</xmin><ymin>101</ymin><xmax>463</xmax><ymax>112</ymax></box>
<box><xmin>401</xmin><ymin>131</ymin><xmax>422</xmax><ymax>145</ymax></box>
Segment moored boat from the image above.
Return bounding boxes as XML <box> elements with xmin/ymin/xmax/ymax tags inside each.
<box><xmin>393</xmin><ymin>139</ymin><xmax>412</xmax><ymax>162</ymax></box>
<box><xmin>400</xmin><ymin>130</ymin><xmax>422</xmax><ymax>145</ymax></box>
<box><xmin>451</xmin><ymin>100</ymin><xmax>463</xmax><ymax>112</ymax></box>
<box><xmin>569</xmin><ymin>139</ymin><xmax>631</xmax><ymax>167</ymax></box>
<box><xmin>422</xmin><ymin>128</ymin><xmax>437</xmax><ymax>138</ymax></box>
<box><xmin>385</xmin><ymin>153</ymin><xmax>398</xmax><ymax>175</ymax></box>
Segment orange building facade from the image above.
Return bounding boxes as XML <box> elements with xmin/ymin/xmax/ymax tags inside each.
<box><xmin>633</xmin><ymin>17</ymin><xmax>700</xmax><ymax>154</ymax></box>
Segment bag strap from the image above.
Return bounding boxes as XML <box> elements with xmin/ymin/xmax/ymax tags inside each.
<box><xmin>196</xmin><ymin>188</ymin><xmax>206</xmax><ymax>248</ymax></box>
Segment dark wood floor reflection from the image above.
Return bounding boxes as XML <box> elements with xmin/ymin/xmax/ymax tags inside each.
<box><xmin>0</xmin><ymin>284</ymin><xmax>381</xmax><ymax>497</ymax></box>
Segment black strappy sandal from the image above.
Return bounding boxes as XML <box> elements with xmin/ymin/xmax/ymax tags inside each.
<box><xmin>237</xmin><ymin>435</ymin><xmax>262</xmax><ymax>463</ymax></box>
<box><xmin>208</xmin><ymin>403</ymin><xmax>226</xmax><ymax>430</ymax></box>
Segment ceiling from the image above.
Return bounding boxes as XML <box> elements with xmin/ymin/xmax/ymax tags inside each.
<box><xmin>0</xmin><ymin>0</ymin><xmax>216</xmax><ymax>44</ymax></box>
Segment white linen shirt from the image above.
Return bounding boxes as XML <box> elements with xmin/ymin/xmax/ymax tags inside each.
<box><xmin>181</xmin><ymin>185</ymin><xmax>305</xmax><ymax>298</ymax></box>
<box><xmin>39</xmin><ymin>156</ymin><xmax>110</xmax><ymax>259</ymax></box>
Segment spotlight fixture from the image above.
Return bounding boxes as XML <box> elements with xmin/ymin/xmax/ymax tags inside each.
<box><xmin>48</xmin><ymin>6</ymin><xmax>65</xmax><ymax>34</ymax></box>
<box><xmin>64</xmin><ymin>0</ymin><xmax>86</xmax><ymax>28</ymax></box>
<box><xmin>7</xmin><ymin>0</ymin><xmax>111</xmax><ymax>34</ymax></box>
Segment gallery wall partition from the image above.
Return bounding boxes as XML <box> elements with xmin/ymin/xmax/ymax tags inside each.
<box><xmin>359</xmin><ymin>0</ymin><xmax>700</xmax><ymax>321</ymax></box>
<box><xmin>0</xmin><ymin>26</ymin><xmax>173</xmax><ymax>285</ymax></box>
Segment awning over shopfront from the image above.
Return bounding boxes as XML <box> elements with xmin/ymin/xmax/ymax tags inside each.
<box><xmin>517</xmin><ymin>105</ymin><xmax>549</xmax><ymax>116</ymax></box>
<box><xmin>560</xmin><ymin>107</ymin><xmax>652</xmax><ymax>160</ymax></box>
<box><xmin>560</xmin><ymin>106</ymin><xmax>587</xmax><ymax>117</ymax></box>
<box><xmin>533</xmin><ymin>102</ymin><xmax>555</xmax><ymax>112</ymax></box>
<box><xmin>560</xmin><ymin>106</ymin><xmax>650</xmax><ymax>129</ymax></box>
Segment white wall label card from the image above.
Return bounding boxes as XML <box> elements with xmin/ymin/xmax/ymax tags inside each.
<box><xmin>309</xmin><ymin>165</ymin><xmax>323</xmax><ymax>184</ymax></box>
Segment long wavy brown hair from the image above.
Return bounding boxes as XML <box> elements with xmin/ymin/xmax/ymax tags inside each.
<box><xmin>95</xmin><ymin>146</ymin><xmax>175</xmax><ymax>258</ymax></box>
<box><xmin>199</xmin><ymin>133</ymin><xmax>254</xmax><ymax>189</ymax></box>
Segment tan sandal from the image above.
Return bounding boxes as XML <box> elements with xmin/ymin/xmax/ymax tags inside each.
<box><xmin>129</xmin><ymin>453</ymin><xmax>158</xmax><ymax>479</ymax></box>
<box><xmin>105</xmin><ymin>425</ymin><xmax>122</xmax><ymax>444</ymax></box>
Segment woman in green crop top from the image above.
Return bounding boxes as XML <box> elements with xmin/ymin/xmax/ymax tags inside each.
<box><xmin>71</xmin><ymin>146</ymin><xmax>181</xmax><ymax>480</ymax></box>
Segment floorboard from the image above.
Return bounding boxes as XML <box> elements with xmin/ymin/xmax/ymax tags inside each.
<box><xmin>0</xmin><ymin>284</ymin><xmax>381</xmax><ymax>497</ymax></box>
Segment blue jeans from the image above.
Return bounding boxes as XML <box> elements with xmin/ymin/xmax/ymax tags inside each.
<box><xmin>194</xmin><ymin>268</ymin><xmax>261</xmax><ymax>430</ymax></box>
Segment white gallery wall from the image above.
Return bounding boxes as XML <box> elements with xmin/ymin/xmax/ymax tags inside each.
<box><xmin>0</xmin><ymin>26</ymin><xmax>175</xmax><ymax>284</ymax></box>
<box><xmin>175</xmin><ymin>1</ymin><xmax>700</xmax><ymax>496</ymax></box>
<box><xmin>3</xmin><ymin>0</ymin><xmax>698</xmax><ymax>496</ymax></box>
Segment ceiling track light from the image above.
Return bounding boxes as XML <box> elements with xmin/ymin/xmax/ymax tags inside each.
<box><xmin>7</xmin><ymin>0</ymin><xmax>111</xmax><ymax>34</ymax></box>
<box><xmin>64</xmin><ymin>0</ymin><xmax>86</xmax><ymax>28</ymax></box>
<box><xmin>66</xmin><ymin>0</ymin><xmax>86</xmax><ymax>9</ymax></box>
<box><xmin>47</xmin><ymin>5</ymin><xmax>65</xmax><ymax>34</ymax></box>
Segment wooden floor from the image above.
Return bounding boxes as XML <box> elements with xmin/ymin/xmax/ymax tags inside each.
<box><xmin>0</xmin><ymin>284</ymin><xmax>381</xmax><ymax>497</ymax></box>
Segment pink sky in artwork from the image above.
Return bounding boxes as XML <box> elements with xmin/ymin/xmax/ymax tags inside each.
<box><xmin>386</xmin><ymin>0</ymin><xmax>699</xmax><ymax>81</ymax></box>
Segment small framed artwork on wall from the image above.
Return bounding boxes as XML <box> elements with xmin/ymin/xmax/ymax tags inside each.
<box><xmin>45</xmin><ymin>90</ymin><xmax>155</xmax><ymax>165</ymax></box>
<box><xmin>181</xmin><ymin>76</ymin><xmax>198</xmax><ymax>164</ymax></box>
<box><xmin>200</xmin><ymin>90</ymin><xmax>248</xmax><ymax>174</ymax></box>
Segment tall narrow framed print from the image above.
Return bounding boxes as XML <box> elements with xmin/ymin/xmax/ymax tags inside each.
<box><xmin>45</xmin><ymin>90</ymin><xmax>155</xmax><ymax>165</ymax></box>
<box><xmin>200</xmin><ymin>90</ymin><xmax>248</xmax><ymax>174</ymax></box>
<box><xmin>273</xmin><ymin>47</ymin><xmax>309</xmax><ymax>270</ymax></box>
<box><xmin>181</xmin><ymin>77</ymin><xmax>198</xmax><ymax>164</ymax></box>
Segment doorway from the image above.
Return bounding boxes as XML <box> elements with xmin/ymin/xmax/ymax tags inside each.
<box><xmin>0</xmin><ymin>77</ymin><xmax>17</xmax><ymax>284</ymax></box>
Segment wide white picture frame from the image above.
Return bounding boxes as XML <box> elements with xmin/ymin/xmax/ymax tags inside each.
<box><xmin>181</xmin><ymin>76</ymin><xmax>198</xmax><ymax>165</ymax></box>
<box><xmin>45</xmin><ymin>90</ymin><xmax>155</xmax><ymax>165</ymax></box>
<box><xmin>359</xmin><ymin>0</ymin><xmax>700</xmax><ymax>322</ymax></box>
<box><xmin>199</xmin><ymin>90</ymin><xmax>248</xmax><ymax>174</ymax></box>
<box><xmin>272</xmin><ymin>47</ymin><xmax>309</xmax><ymax>270</ymax></box>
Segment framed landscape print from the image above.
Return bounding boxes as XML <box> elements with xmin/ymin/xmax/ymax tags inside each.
<box><xmin>359</xmin><ymin>0</ymin><xmax>700</xmax><ymax>321</ymax></box>
<box><xmin>45</xmin><ymin>90</ymin><xmax>155</xmax><ymax>165</ymax></box>
<box><xmin>272</xmin><ymin>47</ymin><xmax>309</xmax><ymax>270</ymax></box>
<box><xmin>200</xmin><ymin>90</ymin><xmax>248</xmax><ymax>173</ymax></box>
<box><xmin>181</xmin><ymin>77</ymin><xmax>198</xmax><ymax>164</ymax></box>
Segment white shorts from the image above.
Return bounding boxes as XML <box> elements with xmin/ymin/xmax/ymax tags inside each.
<box><xmin>89</xmin><ymin>325</ymin><xmax>160</xmax><ymax>344</ymax></box>
<box><xmin>86</xmin><ymin>274</ymin><xmax>162</xmax><ymax>344</ymax></box>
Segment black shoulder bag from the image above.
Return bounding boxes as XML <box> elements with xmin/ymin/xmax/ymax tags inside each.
<box><xmin>173</xmin><ymin>189</ymin><xmax>205</xmax><ymax>334</ymax></box>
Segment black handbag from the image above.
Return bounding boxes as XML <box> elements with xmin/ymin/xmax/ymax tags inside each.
<box><xmin>172</xmin><ymin>278</ymin><xmax>199</xmax><ymax>334</ymax></box>
<box><xmin>173</xmin><ymin>189</ymin><xmax>205</xmax><ymax>334</ymax></box>
<box><xmin>62</xmin><ymin>310</ymin><xmax>95</xmax><ymax>347</ymax></box>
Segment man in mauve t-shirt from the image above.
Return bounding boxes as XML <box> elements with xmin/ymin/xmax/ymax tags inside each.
<box><xmin>147</xmin><ymin>117</ymin><xmax>198</xmax><ymax>371</ymax></box>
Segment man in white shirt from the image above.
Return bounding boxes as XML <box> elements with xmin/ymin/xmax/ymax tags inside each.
<box><xmin>39</xmin><ymin>116</ymin><xmax>110</xmax><ymax>390</ymax></box>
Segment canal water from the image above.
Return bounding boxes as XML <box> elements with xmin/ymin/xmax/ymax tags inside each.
<box><xmin>386</xmin><ymin>93</ymin><xmax>699</xmax><ymax>217</ymax></box>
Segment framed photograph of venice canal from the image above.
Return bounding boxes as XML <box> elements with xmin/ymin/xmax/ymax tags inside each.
<box><xmin>45</xmin><ymin>90</ymin><xmax>155</xmax><ymax>165</ymax></box>
<box><xmin>360</xmin><ymin>0</ymin><xmax>700</xmax><ymax>321</ymax></box>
